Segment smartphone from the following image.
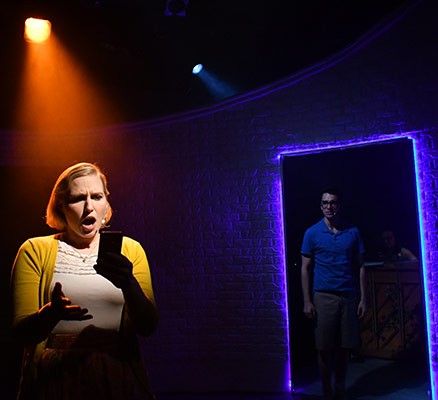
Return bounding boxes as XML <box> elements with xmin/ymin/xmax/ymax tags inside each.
<box><xmin>98</xmin><ymin>230</ymin><xmax>123</xmax><ymax>258</ymax></box>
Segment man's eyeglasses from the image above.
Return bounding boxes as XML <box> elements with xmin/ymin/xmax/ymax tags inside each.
<box><xmin>321</xmin><ymin>200</ymin><xmax>339</xmax><ymax>208</ymax></box>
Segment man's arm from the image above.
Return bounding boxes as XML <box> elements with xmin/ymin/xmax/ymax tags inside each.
<box><xmin>357</xmin><ymin>253</ymin><xmax>367</xmax><ymax>319</ymax></box>
<box><xmin>301</xmin><ymin>255</ymin><xmax>316</xmax><ymax>319</ymax></box>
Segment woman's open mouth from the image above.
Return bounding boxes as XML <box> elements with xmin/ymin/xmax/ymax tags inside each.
<box><xmin>82</xmin><ymin>216</ymin><xmax>96</xmax><ymax>226</ymax></box>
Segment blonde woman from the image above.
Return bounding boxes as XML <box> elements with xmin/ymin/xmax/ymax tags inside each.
<box><xmin>10</xmin><ymin>162</ymin><xmax>158</xmax><ymax>400</ymax></box>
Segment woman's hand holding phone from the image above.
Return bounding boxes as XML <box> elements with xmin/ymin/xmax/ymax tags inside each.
<box><xmin>94</xmin><ymin>253</ymin><xmax>135</xmax><ymax>289</ymax></box>
<box><xmin>94</xmin><ymin>231</ymin><xmax>135</xmax><ymax>289</ymax></box>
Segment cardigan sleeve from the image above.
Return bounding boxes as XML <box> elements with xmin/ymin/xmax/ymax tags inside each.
<box><xmin>10</xmin><ymin>236</ymin><xmax>57</xmax><ymax>341</ymax></box>
<box><xmin>121</xmin><ymin>236</ymin><xmax>156</xmax><ymax>306</ymax></box>
<box><xmin>10</xmin><ymin>239</ymin><xmax>46</xmax><ymax>328</ymax></box>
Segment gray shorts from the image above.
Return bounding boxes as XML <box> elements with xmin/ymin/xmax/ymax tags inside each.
<box><xmin>313</xmin><ymin>290</ymin><xmax>360</xmax><ymax>351</ymax></box>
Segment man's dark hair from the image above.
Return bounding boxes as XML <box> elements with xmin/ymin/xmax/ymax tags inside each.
<box><xmin>321</xmin><ymin>186</ymin><xmax>343</xmax><ymax>203</ymax></box>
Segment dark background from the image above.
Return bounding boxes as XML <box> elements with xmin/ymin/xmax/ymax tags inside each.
<box><xmin>0</xmin><ymin>0</ymin><xmax>411</xmax><ymax>128</ymax></box>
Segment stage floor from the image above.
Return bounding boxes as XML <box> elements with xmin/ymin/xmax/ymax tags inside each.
<box><xmin>156</xmin><ymin>357</ymin><xmax>431</xmax><ymax>400</ymax></box>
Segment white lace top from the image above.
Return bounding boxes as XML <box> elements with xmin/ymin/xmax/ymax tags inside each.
<box><xmin>51</xmin><ymin>240</ymin><xmax>124</xmax><ymax>334</ymax></box>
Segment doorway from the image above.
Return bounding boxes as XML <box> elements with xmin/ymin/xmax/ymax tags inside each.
<box><xmin>281</xmin><ymin>138</ymin><xmax>429</xmax><ymax>398</ymax></box>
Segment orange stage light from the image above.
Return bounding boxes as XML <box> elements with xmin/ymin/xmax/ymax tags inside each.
<box><xmin>24</xmin><ymin>18</ymin><xmax>52</xmax><ymax>43</ymax></box>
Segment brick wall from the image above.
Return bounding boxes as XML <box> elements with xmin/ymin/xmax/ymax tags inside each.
<box><xmin>121</xmin><ymin>1</ymin><xmax>436</xmax><ymax>393</ymax></box>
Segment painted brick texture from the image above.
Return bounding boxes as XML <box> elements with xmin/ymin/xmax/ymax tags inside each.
<box><xmin>128</xmin><ymin>2</ymin><xmax>438</xmax><ymax>392</ymax></box>
<box><xmin>131</xmin><ymin>1</ymin><xmax>437</xmax><ymax>393</ymax></box>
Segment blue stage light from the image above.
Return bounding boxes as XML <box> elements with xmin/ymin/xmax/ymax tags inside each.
<box><xmin>192</xmin><ymin>64</ymin><xmax>203</xmax><ymax>74</ymax></box>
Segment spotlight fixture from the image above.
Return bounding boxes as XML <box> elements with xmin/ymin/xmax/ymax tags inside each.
<box><xmin>80</xmin><ymin>0</ymin><xmax>105</xmax><ymax>7</ymax></box>
<box><xmin>24</xmin><ymin>18</ymin><xmax>52</xmax><ymax>43</ymax></box>
<box><xmin>192</xmin><ymin>64</ymin><xmax>203</xmax><ymax>74</ymax></box>
<box><xmin>164</xmin><ymin>0</ymin><xmax>189</xmax><ymax>17</ymax></box>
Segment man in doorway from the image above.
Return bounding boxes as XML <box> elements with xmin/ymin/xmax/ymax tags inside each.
<box><xmin>301</xmin><ymin>187</ymin><xmax>367</xmax><ymax>400</ymax></box>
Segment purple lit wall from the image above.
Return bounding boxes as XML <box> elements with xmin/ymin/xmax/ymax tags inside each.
<box><xmin>1</xmin><ymin>0</ymin><xmax>438</xmax><ymax>398</ymax></box>
<box><xmin>118</xmin><ymin>1</ymin><xmax>437</xmax><ymax>395</ymax></box>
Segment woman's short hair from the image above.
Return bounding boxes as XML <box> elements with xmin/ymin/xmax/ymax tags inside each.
<box><xmin>45</xmin><ymin>162</ymin><xmax>113</xmax><ymax>231</ymax></box>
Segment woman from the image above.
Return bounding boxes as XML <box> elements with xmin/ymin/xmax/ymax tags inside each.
<box><xmin>10</xmin><ymin>162</ymin><xmax>158</xmax><ymax>400</ymax></box>
<box><xmin>379</xmin><ymin>229</ymin><xmax>418</xmax><ymax>262</ymax></box>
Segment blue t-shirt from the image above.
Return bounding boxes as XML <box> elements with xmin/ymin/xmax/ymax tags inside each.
<box><xmin>301</xmin><ymin>218</ymin><xmax>364</xmax><ymax>292</ymax></box>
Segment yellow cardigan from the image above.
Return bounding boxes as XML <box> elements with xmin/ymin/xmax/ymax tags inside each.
<box><xmin>10</xmin><ymin>234</ymin><xmax>156</xmax><ymax>399</ymax></box>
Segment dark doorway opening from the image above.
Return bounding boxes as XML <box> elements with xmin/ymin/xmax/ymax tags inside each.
<box><xmin>281</xmin><ymin>138</ymin><xmax>429</xmax><ymax>397</ymax></box>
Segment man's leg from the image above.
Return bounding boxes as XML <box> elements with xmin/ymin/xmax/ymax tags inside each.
<box><xmin>314</xmin><ymin>292</ymin><xmax>340</xmax><ymax>399</ymax></box>
<box><xmin>334</xmin><ymin>348</ymin><xmax>349</xmax><ymax>399</ymax></box>
<box><xmin>334</xmin><ymin>292</ymin><xmax>360</xmax><ymax>399</ymax></box>
<box><xmin>318</xmin><ymin>350</ymin><xmax>333</xmax><ymax>399</ymax></box>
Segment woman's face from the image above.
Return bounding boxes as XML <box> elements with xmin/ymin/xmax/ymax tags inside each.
<box><xmin>61</xmin><ymin>174</ymin><xmax>108</xmax><ymax>245</ymax></box>
<box><xmin>382</xmin><ymin>230</ymin><xmax>396</xmax><ymax>249</ymax></box>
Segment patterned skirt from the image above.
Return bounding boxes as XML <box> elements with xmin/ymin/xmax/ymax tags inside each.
<box><xmin>34</xmin><ymin>328</ymin><xmax>155</xmax><ymax>400</ymax></box>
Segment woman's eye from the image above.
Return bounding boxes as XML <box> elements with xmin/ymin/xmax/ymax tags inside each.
<box><xmin>67</xmin><ymin>196</ymin><xmax>83</xmax><ymax>204</ymax></box>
